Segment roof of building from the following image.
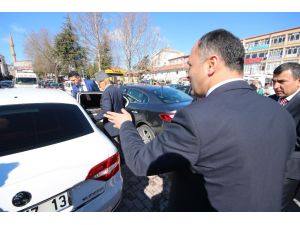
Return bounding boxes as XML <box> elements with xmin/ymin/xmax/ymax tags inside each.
<box><xmin>169</xmin><ymin>55</ymin><xmax>189</xmax><ymax>61</ymax></box>
<box><xmin>153</xmin><ymin>63</ymin><xmax>189</xmax><ymax>73</ymax></box>
<box><xmin>242</xmin><ymin>26</ymin><xmax>300</xmax><ymax>41</ymax></box>
<box><xmin>152</xmin><ymin>48</ymin><xmax>185</xmax><ymax>57</ymax></box>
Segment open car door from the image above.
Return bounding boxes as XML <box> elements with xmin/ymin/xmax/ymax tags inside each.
<box><xmin>77</xmin><ymin>91</ymin><xmax>129</xmax><ymax>117</ymax></box>
<box><xmin>76</xmin><ymin>91</ymin><xmax>102</xmax><ymax>118</ymax></box>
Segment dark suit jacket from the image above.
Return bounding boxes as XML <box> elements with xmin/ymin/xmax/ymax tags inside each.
<box><xmin>72</xmin><ymin>79</ymin><xmax>100</xmax><ymax>98</ymax></box>
<box><xmin>95</xmin><ymin>84</ymin><xmax>125</xmax><ymax>137</ymax></box>
<box><xmin>120</xmin><ymin>81</ymin><xmax>296</xmax><ymax>211</ymax></box>
<box><xmin>270</xmin><ymin>92</ymin><xmax>300</xmax><ymax>180</ymax></box>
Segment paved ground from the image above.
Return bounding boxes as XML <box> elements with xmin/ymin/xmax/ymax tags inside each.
<box><xmin>116</xmin><ymin>163</ymin><xmax>300</xmax><ymax>212</ymax></box>
<box><xmin>115</xmin><ymin>163</ymin><xmax>171</xmax><ymax>212</ymax></box>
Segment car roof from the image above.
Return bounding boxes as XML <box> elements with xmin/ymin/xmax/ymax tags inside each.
<box><xmin>124</xmin><ymin>84</ymin><xmax>173</xmax><ymax>91</ymax></box>
<box><xmin>0</xmin><ymin>88</ymin><xmax>77</xmax><ymax>106</ymax></box>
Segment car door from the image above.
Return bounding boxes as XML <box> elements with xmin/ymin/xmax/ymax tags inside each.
<box><xmin>77</xmin><ymin>92</ymin><xmax>103</xmax><ymax>118</ymax></box>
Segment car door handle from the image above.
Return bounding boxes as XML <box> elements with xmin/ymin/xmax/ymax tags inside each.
<box><xmin>131</xmin><ymin>110</ymin><xmax>138</xmax><ymax>114</ymax></box>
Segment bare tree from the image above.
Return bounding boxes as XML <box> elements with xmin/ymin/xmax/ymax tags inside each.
<box><xmin>24</xmin><ymin>29</ymin><xmax>61</xmax><ymax>79</ymax></box>
<box><xmin>75</xmin><ymin>12</ymin><xmax>105</xmax><ymax>73</ymax></box>
<box><xmin>115</xmin><ymin>13</ymin><xmax>163</xmax><ymax>79</ymax></box>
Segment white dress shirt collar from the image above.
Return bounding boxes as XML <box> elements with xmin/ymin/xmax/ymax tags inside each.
<box><xmin>283</xmin><ymin>88</ymin><xmax>300</xmax><ymax>102</ymax></box>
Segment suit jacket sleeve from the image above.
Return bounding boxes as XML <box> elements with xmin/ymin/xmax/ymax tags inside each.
<box><xmin>85</xmin><ymin>80</ymin><xmax>100</xmax><ymax>92</ymax></box>
<box><xmin>119</xmin><ymin>109</ymin><xmax>201</xmax><ymax>176</ymax></box>
<box><xmin>94</xmin><ymin>89</ymin><xmax>112</xmax><ymax>121</ymax></box>
<box><xmin>71</xmin><ymin>84</ymin><xmax>78</xmax><ymax>98</ymax></box>
<box><xmin>91</xmin><ymin>80</ymin><xmax>100</xmax><ymax>92</ymax></box>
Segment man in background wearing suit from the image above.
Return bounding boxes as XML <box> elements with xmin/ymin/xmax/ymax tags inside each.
<box><xmin>105</xmin><ymin>29</ymin><xmax>296</xmax><ymax>211</ymax></box>
<box><xmin>68</xmin><ymin>71</ymin><xmax>99</xmax><ymax>98</ymax></box>
<box><xmin>270</xmin><ymin>62</ymin><xmax>300</xmax><ymax>211</ymax></box>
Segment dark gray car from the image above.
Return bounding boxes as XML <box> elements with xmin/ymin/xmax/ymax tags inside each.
<box><xmin>122</xmin><ymin>85</ymin><xmax>192</xmax><ymax>143</ymax></box>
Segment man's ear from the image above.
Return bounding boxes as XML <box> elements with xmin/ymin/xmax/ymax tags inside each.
<box><xmin>296</xmin><ymin>78</ymin><xmax>300</xmax><ymax>88</ymax></box>
<box><xmin>207</xmin><ymin>55</ymin><xmax>218</xmax><ymax>77</ymax></box>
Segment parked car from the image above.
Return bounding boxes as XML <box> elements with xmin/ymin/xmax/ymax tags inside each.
<box><xmin>0</xmin><ymin>88</ymin><xmax>122</xmax><ymax>212</ymax></box>
<box><xmin>122</xmin><ymin>85</ymin><xmax>193</xmax><ymax>143</ymax></box>
<box><xmin>175</xmin><ymin>85</ymin><xmax>192</xmax><ymax>96</ymax></box>
<box><xmin>0</xmin><ymin>80</ymin><xmax>14</xmax><ymax>88</ymax></box>
<box><xmin>75</xmin><ymin>85</ymin><xmax>192</xmax><ymax>144</ymax></box>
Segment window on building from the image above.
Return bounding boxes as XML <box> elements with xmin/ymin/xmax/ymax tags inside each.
<box><xmin>269</xmin><ymin>48</ymin><xmax>283</xmax><ymax>59</ymax></box>
<box><xmin>271</xmin><ymin>35</ymin><xmax>286</xmax><ymax>45</ymax></box>
<box><xmin>285</xmin><ymin>46</ymin><xmax>300</xmax><ymax>57</ymax></box>
<box><xmin>293</xmin><ymin>48</ymin><xmax>297</xmax><ymax>54</ymax></box>
<box><xmin>245</xmin><ymin>38</ymin><xmax>270</xmax><ymax>51</ymax></box>
<box><xmin>259</xmin><ymin>63</ymin><xmax>266</xmax><ymax>71</ymax></box>
<box><xmin>288</xmin><ymin>32</ymin><xmax>300</xmax><ymax>42</ymax></box>
<box><xmin>266</xmin><ymin>62</ymin><xmax>282</xmax><ymax>74</ymax></box>
<box><xmin>258</xmin><ymin>52</ymin><xmax>267</xmax><ymax>58</ymax></box>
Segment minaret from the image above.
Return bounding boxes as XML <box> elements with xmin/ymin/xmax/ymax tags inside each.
<box><xmin>9</xmin><ymin>33</ymin><xmax>16</xmax><ymax>63</ymax></box>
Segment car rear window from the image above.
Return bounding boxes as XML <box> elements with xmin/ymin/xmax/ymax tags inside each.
<box><xmin>152</xmin><ymin>87</ymin><xmax>192</xmax><ymax>103</ymax></box>
<box><xmin>0</xmin><ymin>103</ymin><xmax>94</xmax><ymax>156</ymax></box>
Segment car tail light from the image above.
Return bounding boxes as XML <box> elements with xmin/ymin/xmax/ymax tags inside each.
<box><xmin>85</xmin><ymin>152</ymin><xmax>120</xmax><ymax>181</ymax></box>
<box><xmin>159</xmin><ymin>113</ymin><xmax>175</xmax><ymax>122</ymax></box>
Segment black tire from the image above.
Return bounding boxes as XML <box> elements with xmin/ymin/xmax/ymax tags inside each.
<box><xmin>137</xmin><ymin>124</ymin><xmax>155</xmax><ymax>144</ymax></box>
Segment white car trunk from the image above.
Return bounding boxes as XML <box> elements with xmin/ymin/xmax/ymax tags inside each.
<box><xmin>0</xmin><ymin>131</ymin><xmax>117</xmax><ymax>212</ymax></box>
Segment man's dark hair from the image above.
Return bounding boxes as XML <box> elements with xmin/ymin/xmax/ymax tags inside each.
<box><xmin>198</xmin><ymin>29</ymin><xmax>245</xmax><ymax>73</ymax></box>
<box><xmin>68</xmin><ymin>71</ymin><xmax>80</xmax><ymax>78</ymax></box>
<box><xmin>273</xmin><ymin>62</ymin><xmax>300</xmax><ymax>80</ymax></box>
<box><xmin>249</xmin><ymin>83</ymin><xmax>257</xmax><ymax>91</ymax></box>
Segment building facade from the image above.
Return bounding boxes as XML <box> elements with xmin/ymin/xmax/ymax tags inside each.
<box><xmin>151</xmin><ymin>48</ymin><xmax>184</xmax><ymax>67</ymax></box>
<box><xmin>145</xmin><ymin>48</ymin><xmax>189</xmax><ymax>84</ymax></box>
<box><xmin>242</xmin><ymin>27</ymin><xmax>300</xmax><ymax>84</ymax></box>
<box><xmin>145</xmin><ymin>27</ymin><xmax>300</xmax><ymax>85</ymax></box>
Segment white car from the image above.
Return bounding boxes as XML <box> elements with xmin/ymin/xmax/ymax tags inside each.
<box><xmin>0</xmin><ymin>88</ymin><xmax>122</xmax><ymax>212</ymax></box>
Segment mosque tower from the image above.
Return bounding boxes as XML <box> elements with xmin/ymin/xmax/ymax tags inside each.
<box><xmin>9</xmin><ymin>33</ymin><xmax>16</xmax><ymax>63</ymax></box>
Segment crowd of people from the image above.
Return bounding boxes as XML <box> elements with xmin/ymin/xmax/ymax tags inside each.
<box><xmin>68</xmin><ymin>29</ymin><xmax>300</xmax><ymax>212</ymax></box>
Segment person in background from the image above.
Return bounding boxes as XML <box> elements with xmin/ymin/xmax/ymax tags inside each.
<box><xmin>251</xmin><ymin>80</ymin><xmax>264</xmax><ymax>95</ymax></box>
<box><xmin>94</xmin><ymin>71</ymin><xmax>125</xmax><ymax>144</ymax></box>
<box><xmin>104</xmin><ymin>29</ymin><xmax>296</xmax><ymax>211</ymax></box>
<box><xmin>68</xmin><ymin>71</ymin><xmax>99</xmax><ymax>98</ymax></box>
<box><xmin>263</xmin><ymin>82</ymin><xmax>275</xmax><ymax>96</ymax></box>
<box><xmin>269</xmin><ymin>62</ymin><xmax>300</xmax><ymax>211</ymax></box>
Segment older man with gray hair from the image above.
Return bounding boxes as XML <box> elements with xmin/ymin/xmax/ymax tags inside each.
<box><xmin>94</xmin><ymin>71</ymin><xmax>125</xmax><ymax>141</ymax></box>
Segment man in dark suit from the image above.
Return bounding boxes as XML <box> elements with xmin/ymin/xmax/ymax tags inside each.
<box><xmin>105</xmin><ymin>29</ymin><xmax>296</xmax><ymax>211</ymax></box>
<box><xmin>68</xmin><ymin>71</ymin><xmax>99</xmax><ymax>98</ymax></box>
<box><xmin>94</xmin><ymin>71</ymin><xmax>125</xmax><ymax>140</ymax></box>
<box><xmin>269</xmin><ymin>62</ymin><xmax>300</xmax><ymax>211</ymax></box>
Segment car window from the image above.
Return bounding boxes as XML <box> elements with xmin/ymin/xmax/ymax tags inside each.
<box><xmin>152</xmin><ymin>87</ymin><xmax>192</xmax><ymax>103</ymax></box>
<box><xmin>0</xmin><ymin>103</ymin><xmax>94</xmax><ymax>156</ymax></box>
<box><xmin>176</xmin><ymin>85</ymin><xmax>191</xmax><ymax>94</ymax></box>
<box><xmin>126</xmin><ymin>89</ymin><xmax>149</xmax><ymax>104</ymax></box>
<box><xmin>79</xmin><ymin>93</ymin><xmax>101</xmax><ymax>109</ymax></box>
<box><xmin>16</xmin><ymin>78</ymin><xmax>37</xmax><ymax>84</ymax></box>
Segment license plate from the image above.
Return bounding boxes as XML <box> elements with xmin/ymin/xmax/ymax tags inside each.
<box><xmin>22</xmin><ymin>191</ymin><xmax>71</xmax><ymax>212</ymax></box>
